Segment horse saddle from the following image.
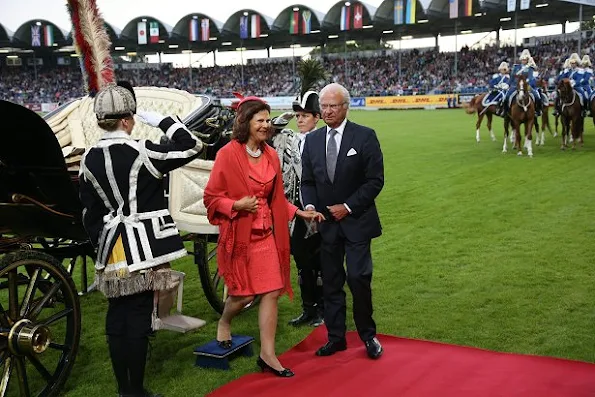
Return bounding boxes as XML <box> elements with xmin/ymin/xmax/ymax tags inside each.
<box><xmin>482</xmin><ymin>91</ymin><xmax>503</xmax><ymax>108</ymax></box>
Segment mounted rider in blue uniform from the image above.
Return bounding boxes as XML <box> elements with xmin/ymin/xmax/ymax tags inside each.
<box><xmin>564</xmin><ymin>53</ymin><xmax>586</xmax><ymax>116</ymax></box>
<box><xmin>502</xmin><ymin>49</ymin><xmax>543</xmax><ymax>116</ymax></box>
<box><xmin>489</xmin><ymin>62</ymin><xmax>510</xmax><ymax>116</ymax></box>
<box><xmin>553</xmin><ymin>58</ymin><xmax>571</xmax><ymax>116</ymax></box>
<box><xmin>579</xmin><ymin>54</ymin><xmax>593</xmax><ymax>116</ymax></box>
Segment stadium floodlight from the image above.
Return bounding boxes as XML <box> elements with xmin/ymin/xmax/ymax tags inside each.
<box><xmin>169</xmin><ymin>44</ymin><xmax>179</xmax><ymax>48</ymax></box>
<box><xmin>142</xmin><ymin>19</ymin><xmax>147</xmax><ymax>22</ymax></box>
<box><xmin>158</xmin><ymin>40</ymin><xmax>165</xmax><ymax>43</ymax></box>
<box><xmin>418</xmin><ymin>19</ymin><xmax>428</xmax><ymax>23</ymax></box>
<box><xmin>243</xmin><ymin>11</ymin><xmax>248</xmax><ymax>16</ymax></box>
<box><xmin>524</xmin><ymin>23</ymin><xmax>537</xmax><ymax>27</ymax></box>
<box><xmin>475</xmin><ymin>12</ymin><xmax>482</xmax><ymax>16</ymax></box>
<box><xmin>7</xmin><ymin>55</ymin><xmax>19</xmax><ymax>59</ymax></box>
<box><xmin>70</xmin><ymin>54</ymin><xmax>78</xmax><ymax>58</ymax></box>
<box><xmin>222</xmin><ymin>42</ymin><xmax>232</xmax><ymax>45</ymax></box>
<box><xmin>115</xmin><ymin>46</ymin><xmax>125</xmax><ymax>50</ymax></box>
<box><xmin>402</xmin><ymin>35</ymin><xmax>413</xmax><ymax>39</ymax></box>
<box><xmin>209</xmin><ymin>37</ymin><xmax>217</xmax><ymax>41</ymax></box>
<box><xmin>500</xmin><ymin>17</ymin><xmax>512</xmax><ymax>21</ymax></box>
<box><xmin>182</xmin><ymin>50</ymin><xmax>192</xmax><ymax>54</ymax></box>
<box><xmin>293</xmin><ymin>7</ymin><xmax>299</xmax><ymax>11</ymax></box>
<box><xmin>260</xmin><ymin>34</ymin><xmax>268</xmax><ymax>37</ymax></box>
<box><xmin>363</xmin><ymin>25</ymin><xmax>374</xmax><ymax>28</ymax></box>
<box><xmin>311</xmin><ymin>29</ymin><xmax>321</xmax><ymax>33</ymax></box>
<box><xmin>535</xmin><ymin>3</ymin><xmax>548</xmax><ymax>6</ymax></box>
<box><xmin>328</xmin><ymin>34</ymin><xmax>339</xmax><ymax>38</ymax></box>
<box><xmin>0</xmin><ymin>50</ymin><xmax>8</xmax><ymax>53</ymax></box>
<box><xmin>461</xmin><ymin>30</ymin><xmax>472</xmax><ymax>34</ymax></box>
<box><xmin>345</xmin><ymin>2</ymin><xmax>351</xmax><ymax>6</ymax></box>
<box><xmin>291</xmin><ymin>44</ymin><xmax>301</xmax><ymax>48</ymax></box>
<box><xmin>36</xmin><ymin>21</ymin><xmax>41</xmax><ymax>26</ymax></box>
<box><xmin>236</xmin><ymin>47</ymin><xmax>247</xmax><ymax>51</ymax></box>
<box><xmin>383</xmin><ymin>30</ymin><xmax>394</xmax><ymax>34</ymax></box>
<box><xmin>127</xmin><ymin>52</ymin><xmax>137</xmax><ymax>56</ymax></box>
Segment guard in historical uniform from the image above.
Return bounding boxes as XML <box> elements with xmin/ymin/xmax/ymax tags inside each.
<box><xmin>270</xmin><ymin>60</ymin><xmax>327</xmax><ymax>327</ymax></box>
<box><xmin>79</xmin><ymin>83</ymin><xmax>204</xmax><ymax>397</ymax></box>
<box><xmin>579</xmin><ymin>54</ymin><xmax>593</xmax><ymax>116</ymax></box>
<box><xmin>503</xmin><ymin>49</ymin><xmax>543</xmax><ymax>116</ymax></box>
<box><xmin>490</xmin><ymin>62</ymin><xmax>510</xmax><ymax>116</ymax></box>
<box><xmin>553</xmin><ymin>58</ymin><xmax>572</xmax><ymax>116</ymax></box>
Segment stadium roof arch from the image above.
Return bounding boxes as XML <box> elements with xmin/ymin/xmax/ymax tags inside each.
<box><xmin>322</xmin><ymin>1</ymin><xmax>375</xmax><ymax>31</ymax></box>
<box><xmin>219</xmin><ymin>9</ymin><xmax>274</xmax><ymax>51</ymax></box>
<box><xmin>12</xmin><ymin>19</ymin><xmax>68</xmax><ymax>50</ymax></box>
<box><xmin>64</xmin><ymin>22</ymin><xmax>121</xmax><ymax>48</ymax></box>
<box><xmin>119</xmin><ymin>16</ymin><xmax>172</xmax><ymax>52</ymax></box>
<box><xmin>269</xmin><ymin>4</ymin><xmax>325</xmax><ymax>48</ymax></box>
<box><xmin>0</xmin><ymin>23</ymin><xmax>12</xmax><ymax>48</ymax></box>
<box><xmin>169</xmin><ymin>13</ymin><xmax>223</xmax><ymax>52</ymax></box>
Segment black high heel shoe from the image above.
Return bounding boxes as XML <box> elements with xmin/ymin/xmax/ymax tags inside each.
<box><xmin>216</xmin><ymin>339</ymin><xmax>232</xmax><ymax>349</ymax></box>
<box><xmin>256</xmin><ymin>357</ymin><xmax>294</xmax><ymax>377</ymax></box>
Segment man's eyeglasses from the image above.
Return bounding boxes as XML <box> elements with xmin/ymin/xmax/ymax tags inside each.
<box><xmin>320</xmin><ymin>102</ymin><xmax>346</xmax><ymax>110</ymax></box>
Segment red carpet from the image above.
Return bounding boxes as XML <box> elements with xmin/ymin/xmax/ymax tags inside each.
<box><xmin>207</xmin><ymin>326</ymin><xmax>595</xmax><ymax>397</ymax></box>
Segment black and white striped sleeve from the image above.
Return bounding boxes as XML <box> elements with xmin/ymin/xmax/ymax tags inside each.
<box><xmin>139</xmin><ymin>116</ymin><xmax>204</xmax><ymax>178</ymax></box>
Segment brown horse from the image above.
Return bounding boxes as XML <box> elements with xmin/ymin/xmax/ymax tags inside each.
<box><xmin>464</xmin><ymin>93</ymin><xmax>497</xmax><ymax>142</ymax></box>
<box><xmin>534</xmin><ymin>78</ymin><xmax>556</xmax><ymax>145</ymax></box>
<box><xmin>557</xmin><ymin>78</ymin><xmax>584</xmax><ymax>150</ymax></box>
<box><xmin>503</xmin><ymin>74</ymin><xmax>535</xmax><ymax>157</ymax></box>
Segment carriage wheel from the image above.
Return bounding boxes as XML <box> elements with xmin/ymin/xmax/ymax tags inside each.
<box><xmin>0</xmin><ymin>250</ymin><xmax>81</xmax><ymax>397</ymax></box>
<box><xmin>195</xmin><ymin>237</ymin><xmax>258</xmax><ymax>315</ymax></box>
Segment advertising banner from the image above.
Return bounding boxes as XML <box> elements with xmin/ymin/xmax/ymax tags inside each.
<box><xmin>350</xmin><ymin>97</ymin><xmax>365</xmax><ymax>107</ymax></box>
<box><xmin>364</xmin><ymin>94</ymin><xmax>451</xmax><ymax>109</ymax></box>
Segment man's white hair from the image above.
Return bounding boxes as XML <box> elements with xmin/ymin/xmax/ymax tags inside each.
<box><xmin>320</xmin><ymin>83</ymin><xmax>351</xmax><ymax>108</ymax></box>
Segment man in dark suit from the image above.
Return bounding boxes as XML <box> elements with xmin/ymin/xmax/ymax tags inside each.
<box><xmin>301</xmin><ymin>83</ymin><xmax>384</xmax><ymax>359</ymax></box>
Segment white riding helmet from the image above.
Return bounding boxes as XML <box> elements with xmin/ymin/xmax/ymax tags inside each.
<box><xmin>498</xmin><ymin>61</ymin><xmax>509</xmax><ymax>73</ymax></box>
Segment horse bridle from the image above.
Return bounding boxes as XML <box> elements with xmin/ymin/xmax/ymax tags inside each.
<box><xmin>516</xmin><ymin>79</ymin><xmax>531</xmax><ymax>112</ymax></box>
<box><xmin>557</xmin><ymin>82</ymin><xmax>577</xmax><ymax>112</ymax></box>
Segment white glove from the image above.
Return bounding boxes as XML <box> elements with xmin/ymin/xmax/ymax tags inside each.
<box><xmin>137</xmin><ymin>110</ymin><xmax>166</xmax><ymax>127</ymax></box>
<box><xmin>501</xmin><ymin>83</ymin><xmax>509</xmax><ymax>90</ymax></box>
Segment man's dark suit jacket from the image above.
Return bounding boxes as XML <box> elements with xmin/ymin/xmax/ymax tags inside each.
<box><xmin>301</xmin><ymin>119</ymin><xmax>384</xmax><ymax>243</ymax></box>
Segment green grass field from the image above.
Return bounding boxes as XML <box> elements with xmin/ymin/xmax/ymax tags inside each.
<box><xmin>25</xmin><ymin>109</ymin><xmax>595</xmax><ymax>396</ymax></box>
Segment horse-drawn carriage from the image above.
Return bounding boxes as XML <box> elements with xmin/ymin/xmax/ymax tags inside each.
<box><xmin>0</xmin><ymin>87</ymin><xmax>236</xmax><ymax>396</ymax></box>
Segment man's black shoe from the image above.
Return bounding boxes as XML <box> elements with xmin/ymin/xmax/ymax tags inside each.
<box><xmin>315</xmin><ymin>340</ymin><xmax>347</xmax><ymax>356</ymax></box>
<box><xmin>365</xmin><ymin>337</ymin><xmax>383</xmax><ymax>359</ymax></box>
<box><xmin>309</xmin><ymin>315</ymin><xmax>324</xmax><ymax>327</ymax></box>
<box><xmin>288</xmin><ymin>312</ymin><xmax>314</xmax><ymax>327</ymax></box>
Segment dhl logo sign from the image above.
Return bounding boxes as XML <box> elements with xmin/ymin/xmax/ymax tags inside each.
<box><xmin>364</xmin><ymin>95</ymin><xmax>450</xmax><ymax>108</ymax></box>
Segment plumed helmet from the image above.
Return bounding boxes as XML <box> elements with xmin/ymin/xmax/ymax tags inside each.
<box><xmin>569</xmin><ymin>53</ymin><xmax>581</xmax><ymax>65</ymax></box>
<box><xmin>563</xmin><ymin>58</ymin><xmax>570</xmax><ymax>69</ymax></box>
<box><xmin>498</xmin><ymin>61</ymin><xmax>509</xmax><ymax>72</ymax></box>
<box><xmin>94</xmin><ymin>83</ymin><xmax>137</xmax><ymax>120</ymax></box>
<box><xmin>519</xmin><ymin>49</ymin><xmax>531</xmax><ymax>60</ymax></box>
<box><xmin>528</xmin><ymin>57</ymin><xmax>537</xmax><ymax>69</ymax></box>
<box><xmin>581</xmin><ymin>54</ymin><xmax>592</xmax><ymax>67</ymax></box>
<box><xmin>292</xmin><ymin>90</ymin><xmax>321</xmax><ymax>115</ymax></box>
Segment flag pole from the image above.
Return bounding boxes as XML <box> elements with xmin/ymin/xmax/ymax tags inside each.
<box><xmin>240</xmin><ymin>39</ymin><xmax>244</xmax><ymax>88</ymax></box>
<box><xmin>578</xmin><ymin>4</ymin><xmax>583</xmax><ymax>53</ymax></box>
<box><xmin>514</xmin><ymin>10</ymin><xmax>518</xmax><ymax>63</ymax></box>
<box><xmin>188</xmin><ymin>49</ymin><xmax>192</xmax><ymax>90</ymax></box>
<box><xmin>454</xmin><ymin>19</ymin><xmax>458</xmax><ymax>79</ymax></box>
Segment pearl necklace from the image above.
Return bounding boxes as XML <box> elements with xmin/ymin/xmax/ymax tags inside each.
<box><xmin>246</xmin><ymin>145</ymin><xmax>262</xmax><ymax>158</ymax></box>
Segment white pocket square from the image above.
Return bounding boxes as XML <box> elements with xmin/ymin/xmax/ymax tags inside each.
<box><xmin>347</xmin><ymin>148</ymin><xmax>357</xmax><ymax>156</ymax></box>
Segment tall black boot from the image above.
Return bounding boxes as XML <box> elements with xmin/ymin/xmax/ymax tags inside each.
<box><xmin>288</xmin><ymin>270</ymin><xmax>318</xmax><ymax>327</ymax></box>
<box><xmin>108</xmin><ymin>335</ymin><xmax>130</xmax><ymax>395</ymax></box>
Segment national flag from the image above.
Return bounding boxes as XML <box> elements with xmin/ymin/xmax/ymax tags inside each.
<box><xmin>189</xmin><ymin>19</ymin><xmax>199</xmax><ymax>42</ymax></box>
<box><xmin>201</xmin><ymin>18</ymin><xmax>210</xmax><ymax>41</ymax></box>
<box><xmin>450</xmin><ymin>0</ymin><xmax>459</xmax><ymax>19</ymax></box>
<box><xmin>464</xmin><ymin>0</ymin><xmax>473</xmax><ymax>16</ymax></box>
<box><xmin>394</xmin><ymin>0</ymin><xmax>404</xmax><ymax>25</ymax></box>
<box><xmin>520</xmin><ymin>0</ymin><xmax>530</xmax><ymax>9</ymax></box>
<box><xmin>353</xmin><ymin>3</ymin><xmax>364</xmax><ymax>29</ymax></box>
<box><xmin>406</xmin><ymin>0</ymin><xmax>416</xmax><ymax>24</ymax></box>
<box><xmin>44</xmin><ymin>25</ymin><xmax>54</xmax><ymax>46</ymax></box>
<box><xmin>137</xmin><ymin>21</ymin><xmax>147</xmax><ymax>45</ymax></box>
<box><xmin>240</xmin><ymin>15</ymin><xmax>248</xmax><ymax>39</ymax></box>
<box><xmin>340</xmin><ymin>5</ymin><xmax>350</xmax><ymax>30</ymax></box>
<box><xmin>149</xmin><ymin>22</ymin><xmax>159</xmax><ymax>43</ymax></box>
<box><xmin>507</xmin><ymin>0</ymin><xmax>516</xmax><ymax>12</ymax></box>
<box><xmin>302</xmin><ymin>10</ymin><xmax>312</xmax><ymax>34</ymax></box>
<box><xmin>251</xmin><ymin>14</ymin><xmax>261</xmax><ymax>38</ymax></box>
<box><xmin>290</xmin><ymin>10</ymin><xmax>299</xmax><ymax>34</ymax></box>
<box><xmin>31</xmin><ymin>25</ymin><xmax>41</xmax><ymax>47</ymax></box>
